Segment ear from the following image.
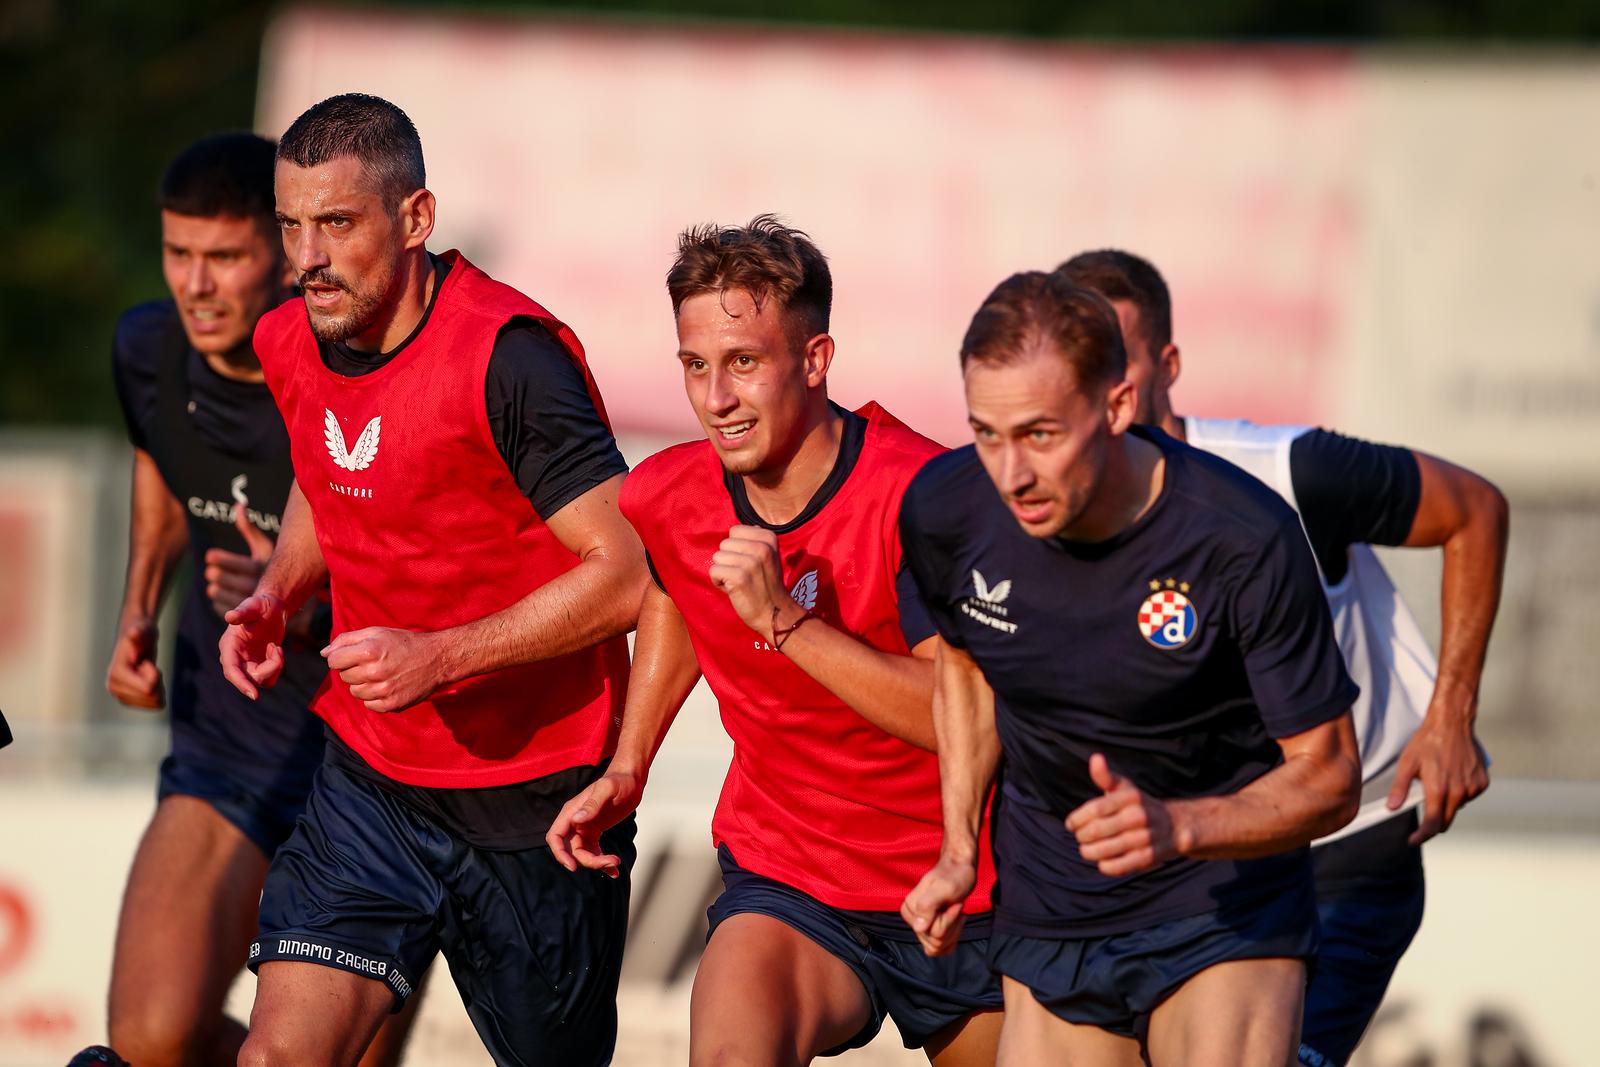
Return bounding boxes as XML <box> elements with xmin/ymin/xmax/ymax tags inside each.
<box><xmin>1160</xmin><ymin>343</ymin><xmax>1182</xmax><ymax>391</ymax></box>
<box><xmin>802</xmin><ymin>333</ymin><xmax>836</xmax><ymax>389</ymax></box>
<box><xmin>1105</xmin><ymin>377</ymin><xmax>1138</xmax><ymax>435</ymax></box>
<box><xmin>399</xmin><ymin>188</ymin><xmax>436</xmax><ymax>251</ymax></box>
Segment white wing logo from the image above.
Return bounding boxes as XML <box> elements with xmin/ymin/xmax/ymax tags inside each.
<box><xmin>230</xmin><ymin>474</ymin><xmax>248</xmax><ymax>507</ymax></box>
<box><xmin>972</xmin><ymin>569</ymin><xmax>1012</xmax><ymax>605</ymax></box>
<box><xmin>789</xmin><ymin>569</ymin><xmax>820</xmax><ymax>611</ymax></box>
<box><xmin>324</xmin><ymin>409</ymin><xmax>381</xmax><ymax>472</ymax></box>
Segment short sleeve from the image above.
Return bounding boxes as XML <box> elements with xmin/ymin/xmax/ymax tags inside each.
<box><xmin>1289</xmin><ymin>429</ymin><xmax>1421</xmax><ymax>582</ymax></box>
<box><xmin>484</xmin><ymin>322</ymin><xmax>629</xmax><ymax>520</ymax></box>
<box><xmin>1231</xmin><ymin>516</ymin><xmax>1360</xmax><ymax>738</ymax></box>
<box><xmin>111</xmin><ymin>308</ymin><xmax>165</xmax><ymax>452</ymax></box>
<box><xmin>895</xmin><ymin>564</ymin><xmax>938</xmax><ymax>648</ymax></box>
<box><xmin>897</xmin><ymin>478</ymin><xmax>965</xmax><ymax>649</ymax></box>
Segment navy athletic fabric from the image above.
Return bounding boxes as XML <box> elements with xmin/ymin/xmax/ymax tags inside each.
<box><xmin>157</xmin><ymin>754</ymin><xmax>307</xmax><ymax>856</ymax></box>
<box><xmin>989</xmin><ymin>870</ymin><xmax>1317</xmax><ymax>1044</ymax></box>
<box><xmin>900</xmin><ymin>427</ymin><xmax>1358</xmax><ymax>939</ymax></box>
<box><xmin>1300</xmin><ymin>812</ymin><xmax>1426</xmax><ymax>1067</ymax></box>
<box><xmin>707</xmin><ymin>845</ymin><xmax>1001</xmax><ymax>1052</ymax></box>
<box><xmin>112</xmin><ymin>300</ymin><xmax>327</xmax><ymax>853</ymax></box>
<box><xmin>1288</xmin><ymin>430</ymin><xmax>1422</xmax><ymax>584</ymax></box>
<box><xmin>252</xmin><ymin>749</ymin><xmax>634</xmax><ymax>1066</ymax></box>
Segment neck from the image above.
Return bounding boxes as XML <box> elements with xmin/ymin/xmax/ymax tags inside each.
<box><xmin>1060</xmin><ymin>432</ymin><xmax>1165</xmax><ymax>543</ymax></box>
<box><xmin>741</xmin><ymin>400</ymin><xmax>843</xmax><ymax>526</ymax></box>
<box><xmin>351</xmin><ymin>248</ymin><xmax>434</xmax><ymax>354</ymax></box>
<box><xmin>200</xmin><ymin>343</ymin><xmax>265</xmax><ymax>383</ymax></box>
<box><xmin>1160</xmin><ymin>407</ymin><xmax>1186</xmax><ymax>441</ymax></box>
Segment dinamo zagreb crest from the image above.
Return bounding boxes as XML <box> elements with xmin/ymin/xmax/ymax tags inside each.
<box><xmin>1137</xmin><ymin>580</ymin><xmax>1197</xmax><ymax>649</ymax></box>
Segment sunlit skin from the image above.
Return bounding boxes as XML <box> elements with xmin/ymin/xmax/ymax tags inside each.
<box><xmin>675</xmin><ymin>288</ymin><xmax>840</xmax><ymax>522</ymax></box>
<box><xmin>160</xmin><ymin>210</ymin><xmax>293</xmax><ymax>380</ymax></box>
<box><xmin>274</xmin><ymin>155</ymin><xmax>435</xmax><ymax>352</ymax></box>
<box><xmin>1108</xmin><ymin>298</ymin><xmax>1182</xmax><ymax>431</ymax></box>
<box><xmin>964</xmin><ymin>344</ymin><xmax>1161</xmax><ymax>542</ymax></box>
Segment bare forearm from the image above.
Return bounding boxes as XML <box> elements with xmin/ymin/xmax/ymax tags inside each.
<box><xmin>121</xmin><ymin>451</ymin><xmax>187</xmax><ymax>622</ymax></box>
<box><xmin>779</xmin><ymin>623</ymin><xmax>936</xmax><ymax>749</ymax></box>
<box><xmin>1174</xmin><ymin>715</ymin><xmax>1360</xmax><ymax>859</ymax></box>
<box><xmin>933</xmin><ymin>641</ymin><xmax>1001</xmax><ymax>866</ymax></box>
<box><xmin>1432</xmin><ymin>482</ymin><xmax>1509</xmax><ymax>722</ymax></box>
<box><xmin>434</xmin><ymin>552</ymin><xmax>646</xmax><ymax>683</ymax></box>
<box><xmin>255</xmin><ymin>483</ymin><xmax>328</xmax><ymax>613</ymax></box>
<box><xmin>611</xmin><ymin>585</ymin><xmax>702</xmax><ymax>777</ymax></box>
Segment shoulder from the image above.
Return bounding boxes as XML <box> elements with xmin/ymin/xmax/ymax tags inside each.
<box><xmin>488</xmin><ymin>320</ymin><xmax>580</xmax><ymax>380</ymax></box>
<box><xmin>113</xmin><ymin>300</ymin><xmax>181</xmax><ymax>371</ymax></box>
<box><xmin>620</xmin><ymin>438</ymin><xmax>718</xmax><ymax>520</ymax></box>
<box><xmin>1163</xmin><ymin>431</ymin><xmax>1302</xmax><ymax>546</ymax></box>
<box><xmin>902</xmin><ymin>445</ymin><xmax>989</xmax><ymax>536</ymax></box>
<box><xmin>858</xmin><ymin>402</ymin><xmax>947</xmax><ymax>470</ymax></box>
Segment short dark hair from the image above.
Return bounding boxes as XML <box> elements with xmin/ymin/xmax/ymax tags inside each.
<box><xmin>1054</xmin><ymin>249</ymin><xmax>1172</xmax><ymax>352</ymax></box>
<box><xmin>159</xmin><ymin>132</ymin><xmax>277</xmax><ymax>226</ymax></box>
<box><xmin>666</xmin><ymin>214</ymin><xmax>832</xmax><ymax>342</ymax></box>
<box><xmin>276</xmin><ymin>93</ymin><xmax>425</xmax><ymax>207</ymax></box>
<box><xmin>960</xmin><ymin>271</ymin><xmax>1126</xmax><ymax>390</ymax></box>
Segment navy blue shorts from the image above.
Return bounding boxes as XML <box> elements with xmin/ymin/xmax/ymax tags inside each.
<box><xmin>1300</xmin><ymin>811</ymin><xmax>1425</xmax><ymax>1067</ymax></box>
<box><xmin>990</xmin><ymin>875</ymin><xmax>1317</xmax><ymax>1045</ymax></box>
<box><xmin>157</xmin><ymin>752</ymin><xmax>311</xmax><ymax>858</ymax></box>
<box><xmin>706</xmin><ymin>845</ymin><xmax>1002</xmax><ymax>1053</ymax></box>
<box><xmin>250</xmin><ymin>756</ymin><xmax>635</xmax><ymax>1067</ymax></box>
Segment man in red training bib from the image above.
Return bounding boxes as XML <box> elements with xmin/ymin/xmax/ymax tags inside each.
<box><xmin>218</xmin><ymin>94</ymin><xmax>646</xmax><ymax>1067</ymax></box>
<box><xmin>547</xmin><ymin>216</ymin><xmax>1003</xmax><ymax>1065</ymax></box>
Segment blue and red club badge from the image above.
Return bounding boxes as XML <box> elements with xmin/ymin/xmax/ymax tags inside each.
<box><xmin>1137</xmin><ymin>578</ymin><xmax>1197</xmax><ymax>649</ymax></box>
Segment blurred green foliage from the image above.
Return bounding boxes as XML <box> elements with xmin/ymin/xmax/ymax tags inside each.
<box><xmin>4</xmin><ymin>0</ymin><xmax>1597</xmax><ymax>429</ymax></box>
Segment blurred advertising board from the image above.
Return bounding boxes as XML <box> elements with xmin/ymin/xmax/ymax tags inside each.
<box><xmin>258</xmin><ymin>9</ymin><xmax>1600</xmax><ymax>494</ymax></box>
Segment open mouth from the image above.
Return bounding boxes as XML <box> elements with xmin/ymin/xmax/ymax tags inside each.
<box><xmin>185</xmin><ymin>307</ymin><xmax>228</xmax><ymax>331</ymax></box>
<box><xmin>303</xmin><ymin>284</ymin><xmax>343</xmax><ymax>310</ymax></box>
<box><xmin>713</xmin><ymin>419</ymin><xmax>756</xmax><ymax>445</ymax></box>
<box><xmin>1010</xmin><ymin>498</ymin><xmax>1053</xmax><ymax>523</ymax></box>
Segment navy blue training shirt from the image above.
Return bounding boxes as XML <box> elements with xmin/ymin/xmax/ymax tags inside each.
<box><xmin>899</xmin><ymin>426</ymin><xmax>1359</xmax><ymax>939</ymax></box>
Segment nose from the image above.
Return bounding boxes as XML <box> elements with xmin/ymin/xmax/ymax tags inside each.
<box><xmin>703</xmin><ymin>365</ymin><xmax>738</xmax><ymax>418</ymax></box>
<box><xmin>185</xmin><ymin>255</ymin><xmax>214</xmax><ymax>299</ymax></box>
<box><xmin>1000</xmin><ymin>442</ymin><xmax>1036</xmax><ymax>497</ymax></box>
<box><xmin>285</xmin><ymin>225</ymin><xmax>329</xmax><ymax>278</ymax></box>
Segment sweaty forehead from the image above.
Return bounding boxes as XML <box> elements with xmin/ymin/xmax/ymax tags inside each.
<box><xmin>964</xmin><ymin>350</ymin><xmax>1094</xmax><ymax>426</ymax></box>
<box><xmin>675</xmin><ymin>289</ymin><xmax>788</xmax><ymax>345</ymax></box>
<box><xmin>274</xmin><ymin>156</ymin><xmax>385</xmax><ymax>208</ymax></box>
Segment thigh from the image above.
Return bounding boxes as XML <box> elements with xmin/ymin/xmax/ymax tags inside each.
<box><xmin>1145</xmin><ymin>956</ymin><xmax>1306</xmax><ymax>1067</ymax></box>
<box><xmin>109</xmin><ymin>795</ymin><xmax>268</xmax><ymax>1054</ymax></box>
<box><xmin>691</xmin><ymin>912</ymin><xmax>874</xmax><ymax>1067</ymax></box>
<box><xmin>996</xmin><ymin>976</ymin><xmax>1142</xmax><ymax>1067</ymax></box>
<box><xmin>925</xmin><ymin>1008</ymin><xmax>1004</xmax><ymax>1067</ymax></box>
<box><xmin>438</xmin><ymin>818</ymin><xmax>635</xmax><ymax>1067</ymax></box>
<box><xmin>240</xmin><ymin>960</ymin><xmax>395</xmax><ymax>1067</ymax></box>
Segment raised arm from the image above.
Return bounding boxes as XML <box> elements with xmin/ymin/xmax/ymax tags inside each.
<box><xmin>322</xmin><ymin>473</ymin><xmax>649</xmax><ymax>714</ymax></box>
<box><xmin>902</xmin><ymin>637</ymin><xmax>1002</xmax><ymax>957</ymax></box>
<box><xmin>220</xmin><ymin>480</ymin><xmax>328</xmax><ymax>698</ymax></box>
<box><xmin>709</xmin><ymin>524</ymin><xmax>937</xmax><ymax>748</ymax></box>
<box><xmin>106</xmin><ymin>448</ymin><xmax>188</xmax><ymax>709</ymax></box>
<box><xmin>1388</xmin><ymin>451</ymin><xmax>1508</xmax><ymax>842</ymax></box>
<box><xmin>546</xmin><ymin>579</ymin><xmax>703</xmax><ymax>874</ymax></box>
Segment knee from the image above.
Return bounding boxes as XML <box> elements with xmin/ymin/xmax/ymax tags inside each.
<box><xmin>237</xmin><ymin>1029</ymin><xmax>315</xmax><ymax>1067</ymax></box>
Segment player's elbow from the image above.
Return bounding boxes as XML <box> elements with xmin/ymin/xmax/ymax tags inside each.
<box><xmin>1314</xmin><ymin>750</ymin><xmax>1363</xmax><ymax>839</ymax></box>
<box><xmin>1472</xmin><ymin>476</ymin><xmax>1511</xmax><ymax>546</ymax></box>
